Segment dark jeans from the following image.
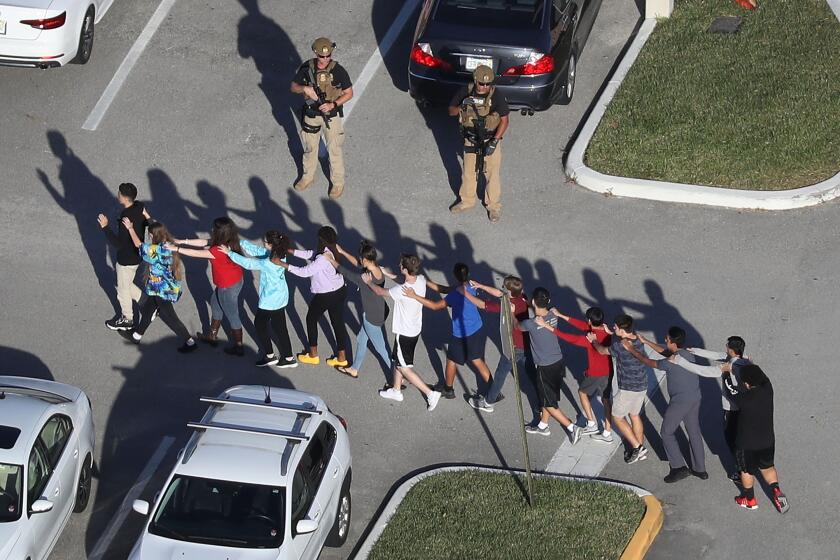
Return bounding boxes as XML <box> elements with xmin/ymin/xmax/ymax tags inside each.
<box><xmin>306</xmin><ymin>285</ymin><xmax>348</xmax><ymax>352</ymax></box>
<box><xmin>136</xmin><ymin>295</ymin><xmax>190</xmax><ymax>341</ymax></box>
<box><xmin>255</xmin><ymin>307</ymin><xmax>292</xmax><ymax>358</ymax></box>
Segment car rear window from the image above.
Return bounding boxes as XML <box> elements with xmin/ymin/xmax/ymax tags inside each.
<box><xmin>0</xmin><ymin>426</ymin><xmax>21</xmax><ymax>450</ymax></box>
<box><xmin>434</xmin><ymin>0</ymin><xmax>545</xmax><ymax>29</ymax></box>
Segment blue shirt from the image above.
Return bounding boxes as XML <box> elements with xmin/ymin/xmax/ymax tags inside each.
<box><xmin>444</xmin><ymin>285</ymin><xmax>483</xmax><ymax>338</ymax></box>
<box><xmin>228</xmin><ymin>240</ymin><xmax>289</xmax><ymax>310</ymax></box>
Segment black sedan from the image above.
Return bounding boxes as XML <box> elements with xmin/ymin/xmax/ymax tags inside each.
<box><xmin>408</xmin><ymin>0</ymin><xmax>602</xmax><ymax>113</ymax></box>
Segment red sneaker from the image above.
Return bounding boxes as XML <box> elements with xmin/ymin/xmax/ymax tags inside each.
<box><xmin>735</xmin><ymin>495</ymin><xmax>758</xmax><ymax>510</ymax></box>
<box><xmin>772</xmin><ymin>488</ymin><xmax>790</xmax><ymax>514</ymax></box>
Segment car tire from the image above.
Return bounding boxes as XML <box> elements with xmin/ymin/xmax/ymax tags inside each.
<box><xmin>71</xmin><ymin>8</ymin><xmax>95</xmax><ymax>65</ymax></box>
<box><xmin>73</xmin><ymin>455</ymin><xmax>93</xmax><ymax>513</ymax></box>
<box><xmin>325</xmin><ymin>478</ymin><xmax>351</xmax><ymax>547</ymax></box>
<box><xmin>555</xmin><ymin>49</ymin><xmax>577</xmax><ymax>105</ymax></box>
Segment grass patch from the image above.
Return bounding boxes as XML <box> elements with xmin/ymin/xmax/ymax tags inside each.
<box><xmin>585</xmin><ymin>0</ymin><xmax>840</xmax><ymax>190</ymax></box>
<box><xmin>367</xmin><ymin>471</ymin><xmax>645</xmax><ymax>560</ymax></box>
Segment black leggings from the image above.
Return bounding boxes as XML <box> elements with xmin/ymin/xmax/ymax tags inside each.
<box><xmin>306</xmin><ymin>285</ymin><xmax>348</xmax><ymax>352</ymax></box>
<box><xmin>255</xmin><ymin>307</ymin><xmax>292</xmax><ymax>358</ymax></box>
<box><xmin>136</xmin><ymin>296</ymin><xmax>190</xmax><ymax>341</ymax></box>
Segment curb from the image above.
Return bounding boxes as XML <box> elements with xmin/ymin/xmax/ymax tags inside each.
<box><xmin>620</xmin><ymin>495</ymin><xmax>664</xmax><ymax>560</ymax></box>
<box><xmin>565</xmin><ymin>12</ymin><xmax>840</xmax><ymax>211</ymax></box>
<box><xmin>353</xmin><ymin>464</ymin><xmax>663</xmax><ymax>559</ymax></box>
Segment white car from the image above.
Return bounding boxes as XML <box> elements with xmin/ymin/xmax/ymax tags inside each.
<box><xmin>129</xmin><ymin>385</ymin><xmax>353</xmax><ymax>560</ymax></box>
<box><xmin>0</xmin><ymin>376</ymin><xmax>96</xmax><ymax>560</ymax></box>
<box><xmin>0</xmin><ymin>0</ymin><xmax>113</xmax><ymax>68</ymax></box>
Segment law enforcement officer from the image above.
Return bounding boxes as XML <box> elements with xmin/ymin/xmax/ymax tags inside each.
<box><xmin>290</xmin><ymin>37</ymin><xmax>354</xmax><ymax>199</ymax></box>
<box><xmin>448</xmin><ymin>65</ymin><xmax>510</xmax><ymax>223</ymax></box>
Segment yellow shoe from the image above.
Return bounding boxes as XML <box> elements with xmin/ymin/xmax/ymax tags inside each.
<box><xmin>326</xmin><ymin>357</ymin><xmax>349</xmax><ymax>368</ymax></box>
<box><xmin>297</xmin><ymin>353</ymin><xmax>320</xmax><ymax>365</ymax></box>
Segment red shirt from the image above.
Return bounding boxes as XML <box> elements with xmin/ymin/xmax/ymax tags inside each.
<box><xmin>209</xmin><ymin>245</ymin><xmax>244</xmax><ymax>288</ymax></box>
<box><xmin>485</xmin><ymin>296</ymin><xmax>529</xmax><ymax>350</ymax></box>
<box><xmin>552</xmin><ymin>317</ymin><xmax>612</xmax><ymax>377</ymax></box>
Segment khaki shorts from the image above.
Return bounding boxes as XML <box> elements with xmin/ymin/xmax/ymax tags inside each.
<box><xmin>612</xmin><ymin>389</ymin><xmax>646</xmax><ymax>417</ymax></box>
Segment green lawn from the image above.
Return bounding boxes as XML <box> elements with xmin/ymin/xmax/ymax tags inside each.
<box><xmin>585</xmin><ymin>0</ymin><xmax>840</xmax><ymax>190</ymax></box>
<box><xmin>367</xmin><ymin>471</ymin><xmax>645</xmax><ymax>560</ymax></box>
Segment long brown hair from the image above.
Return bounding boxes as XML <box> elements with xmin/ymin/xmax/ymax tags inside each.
<box><xmin>148</xmin><ymin>221</ymin><xmax>183</xmax><ymax>281</ymax></box>
<box><xmin>209</xmin><ymin>217</ymin><xmax>242</xmax><ymax>254</ymax></box>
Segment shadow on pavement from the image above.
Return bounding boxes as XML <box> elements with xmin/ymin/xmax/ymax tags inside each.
<box><xmin>0</xmin><ymin>346</ymin><xmax>54</xmax><ymax>381</ymax></box>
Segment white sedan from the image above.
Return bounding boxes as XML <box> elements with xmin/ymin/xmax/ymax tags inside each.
<box><xmin>0</xmin><ymin>376</ymin><xmax>96</xmax><ymax>560</ymax></box>
<box><xmin>0</xmin><ymin>0</ymin><xmax>113</xmax><ymax>68</ymax></box>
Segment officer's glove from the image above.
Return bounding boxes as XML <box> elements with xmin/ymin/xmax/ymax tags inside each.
<box><xmin>486</xmin><ymin>138</ymin><xmax>499</xmax><ymax>156</ymax></box>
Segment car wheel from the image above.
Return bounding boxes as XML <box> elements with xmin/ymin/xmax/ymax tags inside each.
<box><xmin>325</xmin><ymin>479</ymin><xmax>351</xmax><ymax>547</ymax></box>
<box><xmin>556</xmin><ymin>50</ymin><xmax>576</xmax><ymax>105</ymax></box>
<box><xmin>71</xmin><ymin>8</ymin><xmax>95</xmax><ymax>65</ymax></box>
<box><xmin>73</xmin><ymin>455</ymin><xmax>93</xmax><ymax>513</ymax></box>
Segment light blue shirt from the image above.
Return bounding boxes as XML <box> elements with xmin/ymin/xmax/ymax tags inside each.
<box><xmin>228</xmin><ymin>239</ymin><xmax>289</xmax><ymax>310</ymax></box>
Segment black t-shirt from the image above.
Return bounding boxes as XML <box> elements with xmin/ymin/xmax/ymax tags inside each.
<box><xmin>450</xmin><ymin>86</ymin><xmax>510</xmax><ymax>117</ymax></box>
<box><xmin>104</xmin><ymin>201</ymin><xmax>147</xmax><ymax>266</ymax></box>
<box><xmin>293</xmin><ymin>60</ymin><xmax>353</xmax><ymax>90</ymax></box>
<box><xmin>729</xmin><ymin>377</ymin><xmax>775</xmax><ymax>450</ymax></box>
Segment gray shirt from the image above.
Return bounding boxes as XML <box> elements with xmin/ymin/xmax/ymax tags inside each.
<box><xmin>339</xmin><ymin>265</ymin><xmax>388</xmax><ymax>326</ymax></box>
<box><xmin>520</xmin><ymin>315</ymin><xmax>564</xmax><ymax>366</ymax></box>
<box><xmin>656</xmin><ymin>350</ymin><xmax>700</xmax><ymax>400</ymax></box>
<box><xmin>610</xmin><ymin>338</ymin><xmax>648</xmax><ymax>392</ymax></box>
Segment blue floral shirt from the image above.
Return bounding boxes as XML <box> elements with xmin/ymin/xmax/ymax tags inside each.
<box><xmin>140</xmin><ymin>243</ymin><xmax>182</xmax><ymax>302</ymax></box>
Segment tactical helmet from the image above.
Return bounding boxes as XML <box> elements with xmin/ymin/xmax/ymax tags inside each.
<box><xmin>312</xmin><ymin>37</ymin><xmax>336</xmax><ymax>56</ymax></box>
<box><xmin>473</xmin><ymin>65</ymin><xmax>495</xmax><ymax>84</ymax></box>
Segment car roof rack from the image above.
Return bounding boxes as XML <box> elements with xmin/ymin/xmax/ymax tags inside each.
<box><xmin>0</xmin><ymin>384</ymin><xmax>71</xmax><ymax>404</ymax></box>
<box><xmin>182</xmin><ymin>393</ymin><xmax>321</xmax><ymax>475</ymax></box>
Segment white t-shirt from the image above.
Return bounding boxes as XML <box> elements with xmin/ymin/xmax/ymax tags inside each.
<box><xmin>388</xmin><ymin>275</ymin><xmax>426</xmax><ymax>337</ymax></box>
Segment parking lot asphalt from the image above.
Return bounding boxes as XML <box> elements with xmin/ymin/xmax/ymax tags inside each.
<box><xmin>1</xmin><ymin>0</ymin><xmax>838</xmax><ymax>559</ymax></box>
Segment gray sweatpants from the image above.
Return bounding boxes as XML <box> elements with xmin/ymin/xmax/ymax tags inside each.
<box><xmin>661</xmin><ymin>396</ymin><xmax>705</xmax><ymax>471</ymax></box>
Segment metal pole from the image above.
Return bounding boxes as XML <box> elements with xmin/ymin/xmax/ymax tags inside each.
<box><xmin>502</xmin><ymin>293</ymin><xmax>535</xmax><ymax>507</ymax></box>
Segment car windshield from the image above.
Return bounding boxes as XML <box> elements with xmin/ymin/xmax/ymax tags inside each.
<box><xmin>149</xmin><ymin>476</ymin><xmax>285</xmax><ymax>548</ymax></box>
<box><xmin>0</xmin><ymin>463</ymin><xmax>23</xmax><ymax>523</ymax></box>
<box><xmin>434</xmin><ymin>0</ymin><xmax>544</xmax><ymax>29</ymax></box>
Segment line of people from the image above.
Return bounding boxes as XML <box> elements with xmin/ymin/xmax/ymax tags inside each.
<box><xmin>97</xmin><ymin>182</ymin><xmax>788</xmax><ymax>514</ymax></box>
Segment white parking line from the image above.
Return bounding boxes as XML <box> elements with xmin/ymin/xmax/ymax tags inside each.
<box><xmin>82</xmin><ymin>0</ymin><xmax>178</xmax><ymax>131</ymax></box>
<box><xmin>87</xmin><ymin>436</ymin><xmax>175</xmax><ymax>560</ymax></box>
<box><xmin>342</xmin><ymin>0</ymin><xmax>421</xmax><ymax>121</ymax></box>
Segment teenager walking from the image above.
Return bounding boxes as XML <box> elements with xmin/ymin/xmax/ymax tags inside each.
<box><xmin>324</xmin><ymin>242</ymin><xmax>391</xmax><ymax>379</ymax></box>
<box><xmin>174</xmin><ymin>217</ymin><xmax>246</xmax><ymax>356</ymax></box>
<box><xmin>404</xmin><ymin>263</ymin><xmax>493</xmax><ymax>400</ymax></box>
<box><xmin>460</xmin><ymin>276</ymin><xmax>530</xmax><ymax>413</ymax></box>
<box><xmin>220</xmin><ymin>231</ymin><xmax>297</xmax><ymax>368</ymax></box>
<box><xmin>97</xmin><ymin>182</ymin><xmax>149</xmax><ymax>331</ymax></box>
<box><xmin>278</xmin><ymin>226</ymin><xmax>348</xmax><ymax>367</ymax></box>
<box><xmin>589</xmin><ymin>314</ymin><xmax>649</xmax><ymax>464</ymax></box>
<box><xmin>512</xmin><ymin>288</ymin><xmax>582</xmax><ymax>444</ymax></box>
<box><xmin>537</xmin><ymin>306</ymin><xmax>614</xmax><ymax>443</ymax></box>
<box><xmin>723</xmin><ymin>363</ymin><xmax>789</xmax><ymax>513</ymax></box>
<box><xmin>121</xmin><ymin>218</ymin><xmax>196</xmax><ymax>353</ymax></box>
<box><xmin>365</xmin><ymin>254</ymin><xmax>441</xmax><ymax>411</ymax></box>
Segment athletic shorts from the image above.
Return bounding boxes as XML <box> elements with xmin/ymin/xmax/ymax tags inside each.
<box><xmin>392</xmin><ymin>335</ymin><xmax>419</xmax><ymax>368</ymax></box>
<box><xmin>736</xmin><ymin>447</ymin><xmax>775</xmax><ymax>473</ymax></box>
<box><xmin>446</xmin><ymin>330</ymin><xmax>486</xmax><ymax>365</ymax></box>
<box><xmin>611</xmin><ymin>389</ymin><xmax>646</xmax><ymax>417</ymax></box>
<box><xmin>579</xmin><ymin>375</ymin><xmax>609</xmax><ymax>397</ymax></box>
<box><xmin>535</xmin><ymin>360</ymin><xmax>567</xmax><ymax>408</ymax></box>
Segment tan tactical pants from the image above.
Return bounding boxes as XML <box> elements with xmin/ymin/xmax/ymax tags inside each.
<box><xmin>300</xmin><ymin>114</ymin><xmax>345</xmax><ymax>188</ymax></box>
<box><xmin>458</xmin><ymin>142</ymin><xmax>502</xmax><ymax>213</ymax></box>
<box><xmin>116</xmin><ymin>263</ymin><xmax>142</xmax><ymax>320</ymax></box>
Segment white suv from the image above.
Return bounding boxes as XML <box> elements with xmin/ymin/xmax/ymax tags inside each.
<box><xmin>0</xmin><ymin>376</ymin><xmax>96</xmax><ymax>560</ymax></box>
<box><xmin>129</xmin><ymin>385</ymin><xmax>352</xmax><ymax>560</ymax></box>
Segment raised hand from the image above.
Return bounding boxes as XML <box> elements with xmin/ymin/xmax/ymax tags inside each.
<box><xmin>121</xmin><ymin>217</ymin><xmax>133</xmax><ymax>229</ymax></box>
<box><xmin>218</xmin><ymin>245</ymin><xmax>231</xmax><ymax>255</ymax></box>
<box><xmin>402</xmin><ymin>286</ymin><xmax>417</xmax><ymax>298</ymax></box>
<box><xmin>362</xmin><ymin>272</ymin><xmax>372</xmax><ymax>284</ymax></box>
<box><xmin>535</xmin><ymin>316</ymin><xmax>549</xmax><ymax>329</ymax></box>
<box><xmin>97</xmin><ymin>214</ymin><xmax>108</xmax><ymax>228</ymax></box>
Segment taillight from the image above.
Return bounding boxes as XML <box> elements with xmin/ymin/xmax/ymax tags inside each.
<box><xmin>503</xmin><ymin>52</ymin><xmax>554</xmax><ymax>76</ymax></box>
<box><xmin>21</xmin><ymin>11</ymin><xmax>67</xmax><ymax>29</ymax></box>
<box><xmin>337</xmin><ymin>415</ymin><xmax>348</xmax><ymax>431</ymax></box>
<box><xmin>411</xmin><ymin>43</ymin><xmax>453</xmax><ymax>72</ymax></box>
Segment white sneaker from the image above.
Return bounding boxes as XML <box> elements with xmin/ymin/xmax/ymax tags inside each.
<box><xmin>379</xmin><ymin>387</ymin><xmax>404</xmax><ymax>402</ymax></box>
<box><xmin>590</xmin><ymin>431</ymin><xmax>614</xmax><ymax>443</ymax></box>
<box><xmin>568</xmin><ymin>425</ymin><xmax>582</xmax><ymax>445</ymax></box>
<box><xmin>582</xmin><ymin>422</ymin><xmax>600</xmax><ymax>435</ymax></box>
<box><xmin>427</xmin><ymin>391</ymin><xmax>441</xmax><ymax>411</ymax></box>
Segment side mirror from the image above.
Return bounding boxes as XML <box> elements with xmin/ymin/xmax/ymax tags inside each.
<box><xmin>30</xmin><ymin>499</ymin><xmax>54</xmax><ymax>514</ymax></box>
<box><xmin>132</xmin><ymin>499</ymin><xmax>150</xmax><ymax>516</ymax></box>
<box><xmin>296</xmin><ymin>519</ymin><xmax>318</xmax><ymax>535</ymax></box>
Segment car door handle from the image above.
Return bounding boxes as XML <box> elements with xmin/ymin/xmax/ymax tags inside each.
<box><xmin>53</xmin><ymin>487</ymin><xmax>60</xmax><ymax>497</ymax></box>
<box><xmin>73</xmin><ymin>448</ymin><xmax>79</xmax><ymax>459</ymax></box>
<box><xmin>332</xmin><ymin>467</ymin><xmax>339</xmax><ymax>479</ymax></box>
<box><xmin>313</xmin><ymin>509</ymin><xmax>321</xmax><ymax>520</ymax></box>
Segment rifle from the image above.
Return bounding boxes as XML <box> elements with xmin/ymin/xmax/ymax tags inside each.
<box><xmin>461</xmin><ymin>97</ymin><xmax>490</xmax><ymax>175</ymax></box>
<box><xmin>305</xmin><ymin>91</ymin><xmax>332</xmax><ymax>129</ymax></box>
